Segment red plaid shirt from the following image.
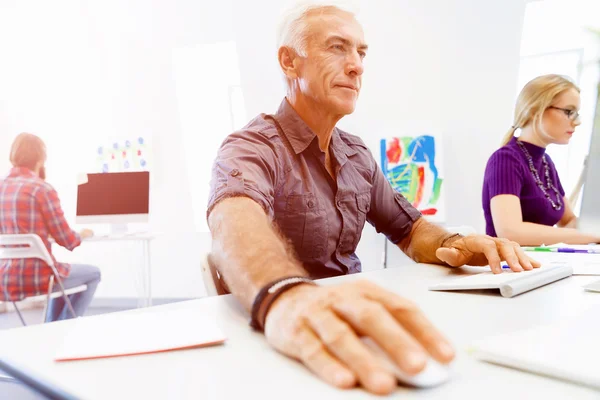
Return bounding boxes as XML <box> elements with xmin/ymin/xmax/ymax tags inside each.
<box><xmin>0</xmin><ymin>167</ymin><xmax>81</xmax><ymax>301</ymax></box>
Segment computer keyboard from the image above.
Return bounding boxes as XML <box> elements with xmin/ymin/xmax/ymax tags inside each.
<box><xmin>429</xmin><ymin>263</ymin><xmax>573</xmax><ymax>297</ymax></box>
<box><xmin>464</xmin><ymin>266</ymin><xmax>557</xmax><ymax>284</ymax></box>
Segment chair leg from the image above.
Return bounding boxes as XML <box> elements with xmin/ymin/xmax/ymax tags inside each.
<box><xmin>51</xmin><ymin>273</ymin><xmax>78</xmax><ymax>319</ymax></box>
<box><xmin>42</xmin><ymin>275</ymin><xmax>55</xmax><ymax>323</ymax></box>
<box><xmin>46</xmin><ymin>263</ymin><xmax>78</xmax><ymax>319</ymax></box>
<box><xmin>11</xmin><ymin>302</ymin><xmax>26</xmax><ymax>326</ymax></box>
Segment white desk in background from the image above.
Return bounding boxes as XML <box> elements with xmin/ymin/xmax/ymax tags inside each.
<box><xmin>1</xmin><ymin>257</ymin><xmax>600</xmax><ymax>399</ymax></box>
<box><xmin>524</xmin><ymin>251</ymin><xmax>600</xmax><ymax>275</ymax></box>
<box><xmin>81</xmin><ymin>232</ymin><xmax>155</xmax><ymax>308</ymax></box>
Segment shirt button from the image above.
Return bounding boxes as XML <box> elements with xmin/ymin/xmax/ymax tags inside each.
<box><xmin>337</xmin><ymin>200</ymin><xmax>343</xmax><ymax>208</ymax></box>
<box><xmin>307</xmin><ymin>200</ymin><xmax>315</xmax><ymax>208</ymax></box>
<box><xmin>230</xmin><ymin>169</ymin><xmax>240</xmax><ymax>177</ymax></box>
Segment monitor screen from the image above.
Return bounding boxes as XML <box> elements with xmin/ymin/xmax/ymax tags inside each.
<box><xmin>579</xmin><ymin>86</ymin><xmax>600</xmax><ymax>234</ymax></box>
<box><xmin>76</xmin><ymin>172</ymin><xmax>150</xmax><ymax>224</ymax></box>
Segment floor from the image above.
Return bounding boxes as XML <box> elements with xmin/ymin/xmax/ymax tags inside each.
<box><xmin>0</xmin><ymin>305</ymin><xmax>132</xmax><ymax>330</ymax></box>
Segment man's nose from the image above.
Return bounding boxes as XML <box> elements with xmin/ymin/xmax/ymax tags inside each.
<box><xmin>345</xmin><ymin>51</ymin><xmax>364</xmax><ymax>77</ymax></box>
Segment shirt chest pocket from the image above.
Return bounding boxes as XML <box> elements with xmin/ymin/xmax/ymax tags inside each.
<box><xmin>338</xmin><ymin>191</ymin><xmax>371</xmax><ymax>254</ymax></box>
<box><xmin>281</xmin><ymin>193</ymin><xmax>328</xmax><ymax>260</ymax></box>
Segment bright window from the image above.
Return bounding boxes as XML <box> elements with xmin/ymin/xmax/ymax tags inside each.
<box><xmin>173</xmin><ymin>41</ymin><xmax>247</xmax><ymax>232</ymax></box>
<box><xmin>518</xmin><ymin>0</ymin><xmax>600</xmax><ymax>212</ymax></box>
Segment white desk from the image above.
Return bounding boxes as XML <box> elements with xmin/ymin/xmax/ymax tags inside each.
<box><xmin>1</xmin><ymin>261</ymin><xmax>600</xmax><ymax>399</ymax></box>
<box><xmin>82</xmin><ymin>233</ymin><xmax>155</xmax><ymax>307</ymax></box>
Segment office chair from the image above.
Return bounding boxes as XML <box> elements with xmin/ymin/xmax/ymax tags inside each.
<box><xmin>201</xmin><ymin>253</ymin><xmax>228</xmax><ymax>296</ymax></box>
<box><xmin>0</xmin><ymin>234</ymin><xmax>87</xmax><ymax>325</ymax></box>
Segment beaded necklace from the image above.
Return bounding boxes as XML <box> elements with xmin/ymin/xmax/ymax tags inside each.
<box><xmin>516</xmin><ymin>140</ymin><xmax>563</xmax><ymax>211</ymax></box>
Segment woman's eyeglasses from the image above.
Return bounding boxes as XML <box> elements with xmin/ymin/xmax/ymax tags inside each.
<box><xmin>548</xmin><ymin>106</ymin><xmax>580</xmax><ymax>122</ymax></box>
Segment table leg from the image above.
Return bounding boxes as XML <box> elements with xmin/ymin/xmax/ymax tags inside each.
<box><xmin>137</xmin><ymin>251</ymin><xmax>146</xmax><ymax>309</ymax></box>
<box><xmin>144</xmin><ymin>240</ymin><xmax>152</xmax><ymax>307</ymax></box>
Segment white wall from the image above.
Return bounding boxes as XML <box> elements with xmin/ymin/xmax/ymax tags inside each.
<box><xmin>518</xmin><ymin>0</ymin><xmax>600</xmax><ymax>206</ymax></box>
<box><xmin>0</xmin><ymin>0</ymin><xmax>527</xmax><ymax>299</ymax></box>
<box><xmin>0</xmin><ymin>0</ymin><xmax>236</xmax><ymax>299</ymax></box>
<box><xmin>231</xmin><ymin>0</ymin><xmax>527</xmax><ymax>267</ymax></box>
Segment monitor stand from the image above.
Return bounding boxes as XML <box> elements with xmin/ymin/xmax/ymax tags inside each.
<box><xmin>110</xmin><ymin>223</ymin><xmax>129</xmax><ymax>235</ymax></box>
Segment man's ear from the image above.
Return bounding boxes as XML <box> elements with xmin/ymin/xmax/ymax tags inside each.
<box><xmin>278</xmin><ymin>46</ymin><xmax>300</xmax><ymax>80</ymax></box>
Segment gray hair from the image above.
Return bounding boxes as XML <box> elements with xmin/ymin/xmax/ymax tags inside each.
<box><xmin>276</xmin><ymin>1</ymin><xmax>359</xmax><ymax>57</ymax></box>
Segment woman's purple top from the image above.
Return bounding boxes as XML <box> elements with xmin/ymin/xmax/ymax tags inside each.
<box><xmin>482</xmin><ymin>136</ymin><xmax>565</xmax><ymax>237</ymax></box>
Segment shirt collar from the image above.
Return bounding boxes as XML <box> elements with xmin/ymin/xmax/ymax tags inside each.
<box><xmin>8</xmin><ymin>167</ymin><xmax>37</xmax><ymax>178</ymax></box>
<box><xmin>273</xmin><ymin>98</ymin><xmax>317</xmax><ymax>155</ymax></box>
<box><xmin>332</xmin><ymin>128</ymin><xmax>358</xmax><ymax>158</ymax></box>
<box><xmin>273</xmin><ymin>98</ymin><xmax>358</xmax><ymax>158</ymax></box>
<box><xmin>511</xmin><ymin>136</ymin><xmax>546</xmax><ymax>161</ymax></box>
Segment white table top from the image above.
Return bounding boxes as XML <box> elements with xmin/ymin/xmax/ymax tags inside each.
<box><xmin>1</xmin><ymin>260</ymin><xmax>600</xmax><ymax>399</ymax></box>
<box><xmin>83</xmin><ymin>232</ymin><xmax>155</xmax><ymax>241</ymax></box>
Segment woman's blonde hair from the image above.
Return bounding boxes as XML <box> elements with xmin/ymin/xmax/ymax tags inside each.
<box><xmin>9</xmin><ymin>132</ymin><xmax>47</xmax><ymax>170</ymax></box>
<box><xmin>501</xmin><ymin>74</ymin><xmax>580</xmax><ymax>146</ymax></box>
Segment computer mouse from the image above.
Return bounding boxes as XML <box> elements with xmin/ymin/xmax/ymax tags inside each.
<box><xmin>361</xmin><ymin>337</ymin><xmax>452</xmax><ymax>388</ymax></box>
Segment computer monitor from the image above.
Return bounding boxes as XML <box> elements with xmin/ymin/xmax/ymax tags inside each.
<box><xmin>76</xmin><ymin>171</ymin><xmax>150</xmax><ymax>234</ymax></box>
<box><xmin>578</xmin><ymin>85</ymin><xmax>600</xmax><ymax>235</ymax></box>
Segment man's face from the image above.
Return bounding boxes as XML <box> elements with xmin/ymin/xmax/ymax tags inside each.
<box><xmin>295</xmin><ymin>11</ymin><xmax>367</xmax><ymax>117</ymax></box>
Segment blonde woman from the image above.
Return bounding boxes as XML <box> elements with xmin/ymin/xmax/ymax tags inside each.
<box><xmin>482</xmin><ymin>74</ymin><xmax>600</xmax><ymax>245</ymax></box>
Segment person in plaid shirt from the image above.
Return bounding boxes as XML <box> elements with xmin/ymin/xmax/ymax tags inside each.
<box><xmin>0</xmin><ymin>133</ymin><xmax>101</xmax><ymax>322</ymax></box>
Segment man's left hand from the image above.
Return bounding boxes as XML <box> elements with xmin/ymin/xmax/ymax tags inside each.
<box><xmin>435</xmin><ymin>235</ymin><xmax>541</xmax><ymax>274</ymax></box>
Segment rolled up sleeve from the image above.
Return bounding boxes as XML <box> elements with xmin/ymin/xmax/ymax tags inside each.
<box><xmin>367</xmin><ymin>163</ymin><xmax>422</xmax><ymax>244</ymax></box>
<box><xmin>38</xmin><ymin>186</ymin><xmax>81</xmax><ymax>251</ymax></box>
<box><xmin>207</xmin><ymin>130</ymin><xmax>278</xmax><ymax>220</ymax></box>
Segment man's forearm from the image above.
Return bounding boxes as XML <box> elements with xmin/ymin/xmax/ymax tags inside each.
<box><xmin>397</xmin><ymin>218</ymin><xmax>455</xmax><ymax>264</ymax></box>
<box><xmin>208</xmin><ymin>197</ymin><xmax>307</xmax><ymax>311</ymax></box>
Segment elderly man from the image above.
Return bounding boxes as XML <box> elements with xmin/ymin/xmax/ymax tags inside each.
<box><xmin>207</xmin><ymin>3</ymin><xmax>538</xmax><ymax>395</ymax></box>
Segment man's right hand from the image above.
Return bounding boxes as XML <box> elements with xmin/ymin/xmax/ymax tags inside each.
<box><xmin>263</xmin><ymin>280</ymin><xmax>455</xmax><ymax>395</ymax></box>
<box><xmin>79</xmin><ymin>228</ymin><xmax>94</xmax><ymax>239</ymax></box>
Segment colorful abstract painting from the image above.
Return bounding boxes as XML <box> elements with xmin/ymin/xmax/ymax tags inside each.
<box><xmin>95</xmin><ymin>137</ymin><xmax>151</xmax><ymax>173</ymax></box>
<box><xmin>380</xmin><ymin>135</ymin><xmax>444</xmax><ymax>221</ymax></box>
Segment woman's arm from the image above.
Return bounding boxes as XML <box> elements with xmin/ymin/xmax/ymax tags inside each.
<box><xmin>490</xmin><ymin>194</ymin><xmax>599</xmax><ymax>245</ymax></box>
<box><xmin>557</xmin><ymin>197</ymin><xmax>577</xmax><ymax>228</ymax></box>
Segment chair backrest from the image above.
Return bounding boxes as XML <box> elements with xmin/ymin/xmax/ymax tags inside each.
<box><xmin>201</xmin><ymin>253</ymin><xmax>228</xmax><ymax>296</ymax></box>
<box><xmin>0</xmin><ymin>234</ymin><xmax>54</xmax><ymax>266</ymax></box>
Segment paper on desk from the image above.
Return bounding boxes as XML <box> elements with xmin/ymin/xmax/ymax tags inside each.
<box><xmin>540</xmin><ymin>242</ymin><xmax>600</xmax><ymax>250</ymax></box>
<box><xmin>55</xmin><ymin>307</ymin><xmax>226</xmax><ymax>362</ymax></box>
<box><xmin>526</xmin><ymin>251</ymin><xmax>600</xmax><ymax>275</ymax></box>
<box><xmin>470</xmin><ymin>306</ymin><xmax>600</xmax><ymax>389</ymax></box>
<box><xmin>583</xmin><ymin>280</ymin><xmax>600</xmax><ymax>292</ymax></box>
